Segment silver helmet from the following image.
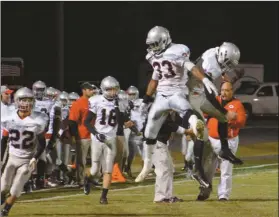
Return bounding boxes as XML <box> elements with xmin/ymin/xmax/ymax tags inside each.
<box><xmin>126</xmin><ymin>86</ymin><xmax>139</xmax><ymax>101</ymax></box>
<box><xmin>57</xmin><ymin>91</ymin><xmax>69</xmax><ymax>107</ymax></box>
<box><xmin>45</xmin><ymin>87</ymin><xmax>57</xmax><ymax>101</ymax></box>
<box><xmin>100</xmin><ymin>76</ymin><xmax>120</xmax><ymax>99</ymax></box>
<box><xmin>32</xmin><ymin>80</ymin><xmax>47</xmax><ymax>99</ymax></box>
<box><xmin>118</xmin><ymin>90</ymin><xmax>128</xmax><ymax>101</ymax></box>
<box><xmin>53</xmin><ymin>88</ymin><xmax>61</xmax><ymax>100</ymax></box>
<box><xmin>217</xmin><ymin>42</ymin><xmax>240</xmax><ymax>72</ymax></box>
<box><xmin>68</xmin><ymin>92</ymin><xmax>80</xmax><ymax>107</ymax></box>
<box><xmin>146</xmin><ymin>26</ymin><xmax>172</xmax><ymax>54</ymax></box>
<box><xmin>14</xmin><ymin>87</ymin><xmax>34</xmax><ymax>112</ymax></box>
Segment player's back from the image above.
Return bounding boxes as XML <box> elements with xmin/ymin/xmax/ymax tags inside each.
<box><xmin>147</xmin><ymin>43</ymin><xmax>190</xmax><ymax>95</ymax></box>
<box><xmin>89</xmin><ymin>95</ymin><xmax>118</xmax><ymax>138</ymax></box>
<box><xmin>201</xmin><ymin>47</ymin><xmax>222</xmax><ymax>80</ymax></box>
<box><xmin>2</xmin><ymin>111</ymin><xmax>48</xmax><ymax>159</ymax></box>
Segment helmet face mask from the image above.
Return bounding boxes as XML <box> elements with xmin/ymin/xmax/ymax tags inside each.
<box><xmin>57</xmin><ymin>92</ymin><xmax>69</xmax><ymax>107</ymax></box>
<box><xmin>17</xmin><ymin>98</ymin><xmax>34</xmax><ymax>112</ymax></box>
<box><xmin>217</xmin><ymin>42</ymin><xmax>240</xmax><ymax>73</ymax></box>
<box><xmin>118</xmin><ymin>90</ymin><xmax>128</xmax><ymax>101</ymax></box>
<box><xmin>14</xmin><ymin>87</ymin><xmax>34</xmax><ymax>112</ymax></box>
<box><xmin>126</xmin><ymin>86</ymin><xmax>139</xmax><ymax>101</ymax></box>
<box><xmin>32</xmin><ymin>81</ymin><xmax>47</xmax><ymax>100</ymax></box>
<box><xmin>100</xmin><ymin>76</ymin><xmax>120</xmax><ymax>100</ymax></box>
<box><xmin>146</xmin><ymin>26</ymin><xmax>172</xmax><ymax>54</ymax></box>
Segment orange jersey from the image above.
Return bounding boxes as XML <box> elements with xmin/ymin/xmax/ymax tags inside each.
<box><xmin>207</xmin><ymin>96</ymin><xmax>246</xmax><ymax>139</ymax></box>
<box><xmin>69</xmin><ymin>96</ymin><xmax>93</xmax><ymax>139</ymax></box>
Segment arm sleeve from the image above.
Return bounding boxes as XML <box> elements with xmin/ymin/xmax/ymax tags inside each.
<box><xmin>84</xmin><ymin>110</ymin><xmax>98</xmax><ymax>135</ymax></box>
<box><xmin>68</xmin><ymin>120</ymin><xmax>80</xmax><ymax>138</ymax></box>
<box><xmin>33</xmin><ymin>133</ymin><xmax>46</xmax><ymax>160</ymax></box>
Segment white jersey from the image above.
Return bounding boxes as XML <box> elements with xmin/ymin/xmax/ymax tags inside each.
<box><xmin>47</xmin><ymin>101</ymin><xmax>69</xmax><ymax>134</ymax></box>
<box><xmin>1</xmin><ymin>102</ymin><xmax>16</xmax><ymax>138</ymax></box>
<box><xmin>89</xmin><ymin>95</ymin><xmax>118</xmax><ymax>138</ymax></box>
<box><xmin>33</xmin><ymin>99</ymin><xmax>54</xmax><ymax>115</ymax></box>
<box><xmin>2</xmin><ymin>111</ymin><xmax>49</xmax><ymax>159</ymax></box>
<box><xmin>188</xmin><ymin>47</ymin><xmax>222</xmax><ymax>94</ymax></box>
<box><xmin>130</xmin><ymin>98</ymin><xmax>147</xmax><ymax>132</ymax></box>
<box><xmin>146</xmin><ymin>43</ymin><xmax>192</xmax><ymax>96</ymax></box>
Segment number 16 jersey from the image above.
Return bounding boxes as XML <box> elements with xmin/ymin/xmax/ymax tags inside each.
<box><xmin>146</xmin><ymin>43</ymin><xmax>192</xmax><ymax>96</ymax></box>
<box><xmin>2</xmin><ymin>111</ymin><xmax>49</xmax><ymax>159</ymax></box>
<box><xmin>89</xmin><ymin>95</ymin><xmax>118</xmax><ymax>139</ymax></box>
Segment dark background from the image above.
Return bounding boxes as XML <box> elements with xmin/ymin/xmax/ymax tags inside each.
<box><xmin>1</xmin><ymin>2</ymin><xmax>278</xmax><ymax>93</ymax></box>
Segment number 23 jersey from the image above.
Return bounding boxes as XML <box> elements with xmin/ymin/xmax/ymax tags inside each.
<box><xmin>146</xmin><ymin>43</ymin><xmax>191</xmax><ymax>95</ymax></box>
<box><xmin>2</xmin><ymin>111</ymin><xmax>49</xmax><ymax>159</ymax></box>
<box><xmin>89</xmin><ymin>95</ymin><xmax>118</xmax><ymax>139</ymax></box>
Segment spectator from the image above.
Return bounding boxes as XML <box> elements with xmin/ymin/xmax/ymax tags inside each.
<box><xmin>198</xmin><ymin>81</ymin><xmax>246</xmax><ymax>201</ymax></box>
<box><xmin>68</xmin><ymin>82</ymin><xmax>95</xmax><ymax>186</ymax></box>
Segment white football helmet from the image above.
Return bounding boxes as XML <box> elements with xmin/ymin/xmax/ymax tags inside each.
<box><xmin>146</xmin><ymin>26</ymin><xmax>172</xmax><ymax>54</ymax></box>
<box><xmin>68</xmin><ymin>92</ymin><xmax>80</xmax><ymax>107</ymax></box>
<box><xmin>217</xmin><ymin>42</ymin><xmax>240</xmax><ymax>72</ymax></box>
<box><xmin>45</xmin><ymin>87</ymin><xmax>56</xmax><ymax>101</ymax></box>
<box><xmin>14</xmin><ymin>87</ymin><xmax>34</xmax><ymax>112</ymax></box>
<box><xmin>100</xmin><ymin>76</ymin><xmax>120</xmax><ymax>100</ymax></box>
<box><xmin>118</xmin><ymin>90</ymin><xmax>128</xmax><ymax>101</ymax></box>
<box><xmin>32</xmin><ymin>80</ymin><xmax>47</xmax><ymax>99</ymax></box>
<box><xmin>126</xmin><ymin>86</ymin><xmax>139</xmax><ymax>101</ymax></box>
<box><xmin>57</xmin><ymin>91</ymin><xmax>69</xmax><ymax>107</ymax></box>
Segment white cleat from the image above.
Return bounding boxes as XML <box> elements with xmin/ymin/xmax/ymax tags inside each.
<box><xmin>135</xmin><ymin>169</ymin><xmax>150</xmax><ymax>183</ymax></box>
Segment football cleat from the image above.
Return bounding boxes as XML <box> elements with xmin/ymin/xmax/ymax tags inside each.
<box><xmin>83</xmin><ymin>176</ymin><xmax>91</xmax><ymax>195</ymax></box>
<box><xmin>197</xmin><ymin>185</ymin><xmax>212</xmax><ymax>201</ymax></box>
<box><xmin>99</xmin><ymin>197</ymin><xmax>108</xmax><ymax>205</ymax></box>
<box><xmin>218</xmin><ymin>149</ymin><xmax>243</xmax><ymax>165</ymax></box>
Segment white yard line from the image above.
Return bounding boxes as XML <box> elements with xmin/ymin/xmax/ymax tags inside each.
<box><xmin>18</xmin><ymin>165</ymin><xmax>277</xmax><ymax>203</ymax></box>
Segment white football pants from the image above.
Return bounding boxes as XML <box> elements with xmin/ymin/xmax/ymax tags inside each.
<box><xmin>144</xmin><ymin>92</ymin><xmax>192</xmax><ymax>140</ymax></box>
<box><xmin>205</xmin><ymin>136</ymin><xmax>239</xmax><ymax>200</ymax></box>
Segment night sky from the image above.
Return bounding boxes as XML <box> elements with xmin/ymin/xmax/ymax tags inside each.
<box><xmin>1</xmin><ymin>2</ymin><xmax>278</xmax><ymax>93</ymax></box>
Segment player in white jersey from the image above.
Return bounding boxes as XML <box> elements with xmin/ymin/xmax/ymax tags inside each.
<box><xmin>136</xmin><ymin>26</ymin><xmax>218</xmax><ymax>187</ymax></box>
<box><xmin>0</xmin><ymin>87</ymin><xmax>48</xmax><ymax>216</ymax></box>
<box><xmin>84</xmin><ymin>76</ymin><xmax>120</xmax><ymax>204</ymax></box>
<box><xmin>45</xmin><ymin>91</ymin><xmax>73</xmax><ymax>185</ymax></box>
<box><xmin>124</xmin><ymin>86</ymin><xmax>147</xmax><ymax>177</ymax></box>
<box><xmin>32</xmin><ymin>80</ymin><xmax>54</xmax><ymax>188</ymax></box>
<box><xmin>187</xmin><ymin>42</ymin><xmax>243</xmax><ymax>165</ymax></box>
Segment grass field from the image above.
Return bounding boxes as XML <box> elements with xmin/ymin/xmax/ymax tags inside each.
<box><xmin>4</xmin><ymin>142</ymin><xmax>279</xmax><ymax>217</ymax></box>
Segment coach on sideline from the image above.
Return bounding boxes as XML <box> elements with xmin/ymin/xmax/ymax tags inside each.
<box><xmin>68</xmin><ymin>82</ymin><xmax>96</xmax><ymax>187</ymax></box>
<box><xmin>198</xmin><ymin>81</ymin><xmax>246</xmax><ymax>201</ymax></box>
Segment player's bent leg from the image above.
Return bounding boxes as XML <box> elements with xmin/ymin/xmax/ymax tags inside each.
<box><xmin>1</xmin><ymin>158</ymin><xmax>16</xmax><ymax>205</ymax></box>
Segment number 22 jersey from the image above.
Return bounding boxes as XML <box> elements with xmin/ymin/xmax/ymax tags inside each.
<box><xmin>2</xmin><ymin>111</ymin><xmax>49</xmax><ymax>159</ymax></box>
<box><xmin>89</xmin><ymin>95</ymin><xmax>118</xmax><ymax>139</ymax></box>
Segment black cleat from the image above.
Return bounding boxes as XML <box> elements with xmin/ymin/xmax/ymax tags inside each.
<box><xmin>218</xmin><ymin>149</ymin><xmax>243</xmax><ymax>165</ymax></box>
<box><xmin>83</xmin><ymin>176</ymin><xmax>91</xmax><ymax>195</ymax></box>
<box><xmin>197</xmin><ymin>185</ymin><xmax>212</xmax><ymax>201</ymax></box>
<box><xmin>99</xmin><ymin>197</ymin><xmax>108</xmax><ymax>205</ymax></box>
<box><xmin>191</xmin><ymin>172</ymin><xmax>210</xmax><ymax>188</ymax></box>
<box><xmin>1</xmin><ymin>209</ymin><xmax>9</xmax><ymax>216</ymax></box>
<box><xmin>169</xmin><ymin>196</ymin><xmax>183</xmax><ymax>203</ymax></box>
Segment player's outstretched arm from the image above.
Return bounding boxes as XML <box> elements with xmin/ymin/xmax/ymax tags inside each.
<box><xmin>49</xmin><ymin>106</ymin><xmax>62</xmax><ymax>149</ymax></box>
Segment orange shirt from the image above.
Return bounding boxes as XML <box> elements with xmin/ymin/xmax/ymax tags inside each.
<box><xmin>207</xmin><ymin>96</ymin><xmax>246</xmax><ymax>139</ymax></box>
<box><xmin>69</xmin><ymin>96</ymin><xmax>91</xmax><ymax>139</ymax></box>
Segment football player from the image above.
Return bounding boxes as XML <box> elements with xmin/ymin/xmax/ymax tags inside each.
<box><xmin>187</xmin><ymin>42</ymin><xmax>243</xmax><ymax>165</ymax></box>
<box><xmin>45</xmin><ymin>87</ymin><xmax>57</xmax><ymax>101</ymax></box>
<box><xmin>68</xmin><ymin>92</ymin><xmax>80</xmax><ymax>108</ymax></box>
<box><xmin>45</xmin><ymin>91</ymin><xmax>72</xmax><ymax>185</ymax></box>
<box><xmin>0</xmin><ymin>87</ymin><xmax>48</xmax><ymax>216</ymax></box>
<box><xmin>137</xmin><ymin>26</ymin><xmax>218</xmax><ymax>187</ymax></box>
<box><xmin>124</xmin><ymin>86</ymin><xmax>147</xmax><ymax>177</ymax></box>
<box><xmin>84</xmin><ymin>76</ymin><xmax>121</xmax><ymax>204</ymax></box>
<box><xmin>32</xmin><ymin>81</ymin><xmax>54</xmax><ymax>189</ymax></box>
